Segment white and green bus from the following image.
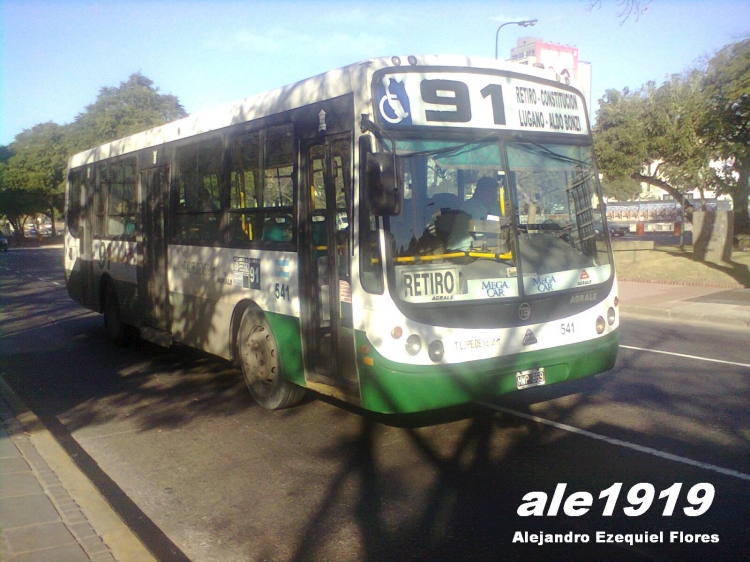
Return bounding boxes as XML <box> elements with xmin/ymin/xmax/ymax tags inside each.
<box><xmin>64</xmin><ymin>55</ymin><xmax>619</xmax><ymax>414</ymax></box>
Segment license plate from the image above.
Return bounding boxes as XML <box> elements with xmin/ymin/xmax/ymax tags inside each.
<box><xmin>516</xmin><ymin>368</ymin><xmax>546</xmax><ymax>390</ymax></box>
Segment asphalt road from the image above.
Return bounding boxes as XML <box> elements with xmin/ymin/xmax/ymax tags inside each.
<box><xmin>1</xmin><ymin>247</ymin><xmax>748</xmax><ymax>562</ymax></box>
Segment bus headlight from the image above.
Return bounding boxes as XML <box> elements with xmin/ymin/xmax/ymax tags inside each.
<box><xmin>596</xmin><ymin>316</ymin><xmax>606</xmax><ymax>334</ymax></box>
<box><xmin>405</xmin><ymin>334</ymin><xmax>422</xmax><ymax>356</ymax></box>
<box><xmin>607</xmin><ymin>307</ymin><xmax>616</xmax><ymax>325</ymax></box>
<box><xmin>428</xmin><ymin>340</ymin><xmax>444</xmax><ymax>363</ymax></box>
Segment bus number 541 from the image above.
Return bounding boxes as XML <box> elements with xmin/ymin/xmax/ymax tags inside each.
<box><xmin>275</xmin><ymin>283</ymin><xmax>290</xmax><ymax>301</ymax></box>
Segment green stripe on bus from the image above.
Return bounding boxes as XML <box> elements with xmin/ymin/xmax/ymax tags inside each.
<box><xmin>264</xmin><ymin>312</ymin><xmax>306</xmax><ymax>387</ymax></box>
<box><xmin>355</xmin><ymin>330</ymin><xmax>619</xmax><ymax>414</ymax></box>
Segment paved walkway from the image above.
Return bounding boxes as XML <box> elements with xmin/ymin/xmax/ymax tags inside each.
<box><xmin>0</xmin><ymin>396</ymin><xmax>116</xmax><ymax>561</ymax></box>
<box><xmin>0</xmin><ymin>380</ymin><xmax>155</xmax><ymax>562</ymax></box>
<box><xmin>0</xmin><ymin>280</ymin><xmax>747</xmax><ymax>561</ymax></box>
<box><xmin>618</xmin><ymin>280</ymin><xmax>750</xmax><ymax>329</ymax></box>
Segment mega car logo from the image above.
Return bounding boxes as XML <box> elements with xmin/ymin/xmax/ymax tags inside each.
<box><xmin>531</xmin><ymin>275</ymin><xmax>556</xmax><ymax>292</ymax></box>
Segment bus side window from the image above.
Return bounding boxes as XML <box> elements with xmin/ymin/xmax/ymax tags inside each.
<box><xmin>260</xmin><ymin>125</ymin><xmax>295</xmax><ymax>245</ymax></box>
<box><xmin>227</xmin><ymin>125</ymin><xmax>295</xmax><ymax>248</ymax></box>
<box><xmin>106</xmin><ymin>158</ymin><xmax>137</xmax><ymax>239</ymax></box>
<box><xmin>92</xmin><ymin>164</ymin><xmax>106</xmax><ymax>238</ymax></box>
<box><xmin>228</xmin><ymin>132</ymin><xmax>261</xmax><ymax>243</ymax></box>
<box><xmin>173</xmin><ymin>138</ymin><xmax>224</xmax><ymax>245</ymax></box>
<box><xmin>67</xmin><ymin>169</ymin><xmax>84</xmax><ymax>237</ymax></box>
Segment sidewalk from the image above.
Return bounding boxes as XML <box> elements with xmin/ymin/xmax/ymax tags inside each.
<box><xmin>618</xmin><ymin>280</ymin><xmax>750</xmax><ymax>329</ymax></box>
<box><xmin>0</xmin><ymin>379</ymin><xmax>156</xmax><ymax>562</ymax></box>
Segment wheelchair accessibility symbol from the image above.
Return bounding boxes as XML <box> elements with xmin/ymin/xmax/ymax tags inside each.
<box><xmin>378</xmin><ymin>77</ymin><xmax>412</xmax><ymax>125</ymax></box>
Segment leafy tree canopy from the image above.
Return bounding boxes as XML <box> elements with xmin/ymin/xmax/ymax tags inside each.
<box><xmin>68</xmin><ymin>72</ymin><xmax>187</xmax><ymax>151</ymax></box>
<box><xmin>593</xmin><ymin>37</ymin><xmax>750</xmax><ymax>233</ymax></box>
<box><xmin>600</xmin><ymin>176</ymin><xmax>643</xmax><ymax>202</ymax></box>
<box><xmin>2</xmin><ymin>122</ymin><xmax>68</xmax><ymax>234</ymax></box>
<box><xmin>1</xmin><ymin>73</ymin><xmax>187</xmax><ymax>232</ymax></box>
<box><xmin>701</xmin><ymin>38</ymin><xmax>750</xmax><ymax>234</ymax></box>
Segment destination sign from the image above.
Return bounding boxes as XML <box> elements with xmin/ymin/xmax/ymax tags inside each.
<box><xmin>375</xmin><ymin>70</ymin><xmax>589</xmax><ymax>135</ymax></box>
<box><xmin>398</xmin><ymin>266</ymin><xmax>459</xmax><ymax>303</ymax></box>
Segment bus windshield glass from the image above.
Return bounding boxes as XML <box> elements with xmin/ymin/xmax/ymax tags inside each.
<box><xmin>388</xmin><ymin>139</ymin><xmax>612</xmax><ymax>304</ymax></box>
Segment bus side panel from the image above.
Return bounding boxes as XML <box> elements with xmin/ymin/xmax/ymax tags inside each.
<box><xmin>168</xmin><ymin>290</ymin><xmax>234</xmax><ymax>358</ymax></box>
<box><xmin>167</xmin><ymin>245</ymin><xmax>301</xmax><ymax>361</ymax></box>
<box><xmin>355</xmin><ymin>329</ymin><xmax>619</xmax><ymax>414</ymax></box>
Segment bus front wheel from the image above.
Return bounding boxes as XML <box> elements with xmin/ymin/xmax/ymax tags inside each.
<box><xmin>237</xmin><ymin>307</ymin><xmax>304</xmax><ymax>410</ymax></box>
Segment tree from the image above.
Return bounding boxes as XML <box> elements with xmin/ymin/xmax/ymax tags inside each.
<box><xmin>646</xmin><ymin>71</ymin><xmax>722</xmax><ymax>206</ymax></box>
<box><xmin>594</xmin><ymin>38</ymin><xmax>750</xmax><ymax>234</ymax></box>
<box><xmin>594</xmin><ymin>72</ymin><xmax>717</xmax><ymax>211</ymax></box>
<box><xmin>1</xmin><ymin>146</ymin><xmax>45</xmax><ymax>236</ymax></box>
<box><xmin>3</xmin><ymin>122</ymin><xmax>69</xmax><ymax>236</ymax></box>
<box><xmin>700</xmin><ymin>38</ymin><xmax>750</xmax><ymax>234</ymax></box>
<box><xmin>593</xmin><ymin>87</ymin><xmax>651</xmax><ymax>195</ymax></box>
<box><xmin>600</xmin><ymin>176</ymin><xmax>643</xmax><ymax>201</ymax></box>
<box><xmin>67</xmin><ymin>72</ymin><xmax>187</xmax><ymax>151</ymax></box>
<box><xmin>0</xmin><ymin>74</ymin><xmax>188</xmax><ymax>238</ymax></box>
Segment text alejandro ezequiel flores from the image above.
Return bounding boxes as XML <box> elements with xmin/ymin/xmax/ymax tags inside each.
<box><xmin>513</xmin><ymin>483</ymin><xmax>720</xmax><ymax>547</ymax></box>
<box><xmin>512</xmin><ymin>531</ymin><xmax>719</xmax><ymax>546</ymax></box>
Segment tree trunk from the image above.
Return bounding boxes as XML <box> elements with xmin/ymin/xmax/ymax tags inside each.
<box><xmin>733</xmin><ymin>162</ymin><xmax>750</xmax><ymax>235</ymax></box>
<box><xmin>48</xmin><ymin>206</ymin><xmax>57</xmax><ymax>238</ymax></box>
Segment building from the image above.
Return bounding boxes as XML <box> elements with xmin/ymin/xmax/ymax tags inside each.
<box><xmin>507</xmin><ymin>37</ymin><xmax>593</xmax><ymax>118</ymax></box>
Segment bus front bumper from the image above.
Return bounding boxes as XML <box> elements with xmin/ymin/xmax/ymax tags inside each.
<box><xmin>355</xmin><ymin>329</ymin><xmax>620</xmax><ymax>414</ymax></box>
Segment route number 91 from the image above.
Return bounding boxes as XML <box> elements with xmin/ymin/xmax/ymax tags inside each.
<box><xmin>420</xmin><ymin>79</ymin><xmax>506</xmax><ymax>125</ymax></box>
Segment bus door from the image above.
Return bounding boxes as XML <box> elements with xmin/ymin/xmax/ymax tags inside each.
<box><xmin>137</xmin><ymin>167</ymin><xmax>171</xmax><ymax>332</ymax></box>
<box><xmin>301</xmin><ymin>135</ymin><xmax>358</xmax><ymax>394</ymax></box>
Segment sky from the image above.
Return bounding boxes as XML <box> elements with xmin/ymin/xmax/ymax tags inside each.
<box><xmin>1</xmin><ymin>0</ymin><xmax>748</xmax><ymax>146</ymax></box>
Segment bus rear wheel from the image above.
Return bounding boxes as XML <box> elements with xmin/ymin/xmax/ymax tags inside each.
<box><xmin>103</xmin><ymin>282</ymin><xmax>127</xmax><ymax>346</ymax></box>
<box><xmin>238</xmin><ymin>307</ymin><xmax>304</xmax><ymax>410</ymax></box>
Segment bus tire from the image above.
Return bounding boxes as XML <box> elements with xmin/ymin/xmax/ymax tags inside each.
<box><xmin>103</xmin><ymin>282</ymin><xmax>127</xmax><ymax>347</ymax></box>
<box><xmin>237</xmin><ymin>307</ymin><xmax>305</xmax><ymax>410</ymax></box>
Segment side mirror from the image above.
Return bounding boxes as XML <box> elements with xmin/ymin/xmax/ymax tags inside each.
<box><xmin>365</xmin><ymin>152</ymin><xmax>402</xmax><ymax>216</ymax></box>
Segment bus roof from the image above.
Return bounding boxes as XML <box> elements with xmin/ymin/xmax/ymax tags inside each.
<box><xmin>68</xmin><ymin>55</ymin><xmax>566</xmax><ymax>169</ymax></box>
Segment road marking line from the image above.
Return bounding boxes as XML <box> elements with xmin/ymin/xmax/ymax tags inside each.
<box><xmin>620</xmin><ymin>344</ymin><xmax>750</xmax><ymax>368</ymax></box>
<box><xmin>476</xmin><ymin>401</ymin><xmax>750</xmax><ymax>482</ymax></box>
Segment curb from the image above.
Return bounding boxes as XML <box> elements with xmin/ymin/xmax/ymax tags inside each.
<box><xmin>0</xmin><ymin>376</ymin><xmax>158</xmax><ymax>562</ymax></box>
<box><xmin>619</xmin><ymin>304</ymin><xmax>750</xmax><ymax>329</ymax></box>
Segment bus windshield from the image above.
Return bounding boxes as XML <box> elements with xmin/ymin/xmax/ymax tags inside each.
<box><xmin>388</xmin><ymin>138</ymin><xmax>612</xmax><ymax>304</ymax></box>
